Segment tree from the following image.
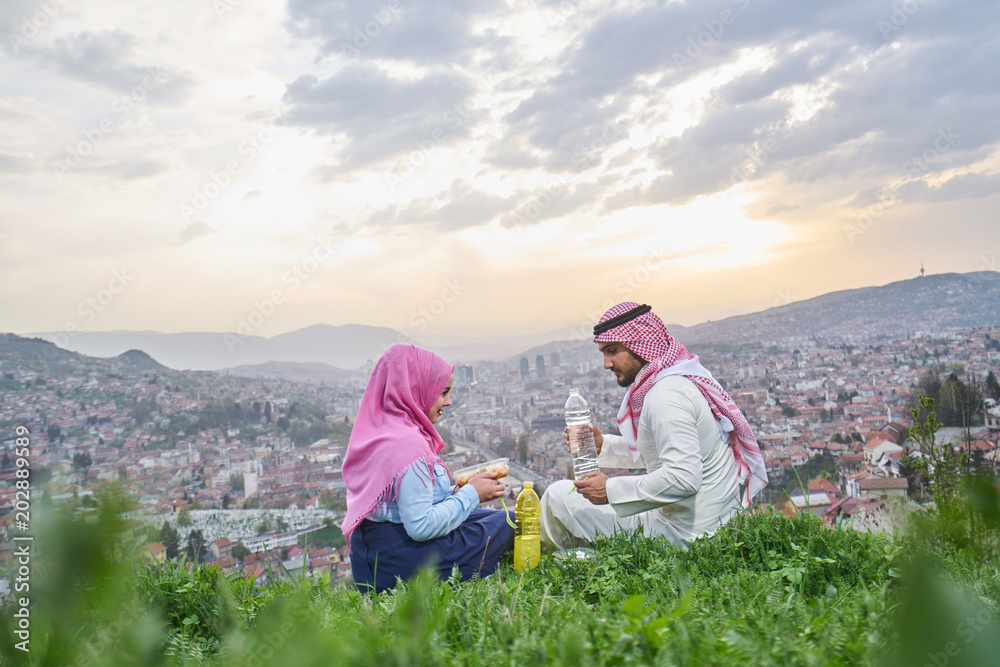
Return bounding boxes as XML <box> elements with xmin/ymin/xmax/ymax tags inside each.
<box><xmin>176</xmin><ymin>505</ymin><xmax>192</xmax><ymax>527</ymax></box>
<box><xmin>229</xmin><ymin>473</ymin><xmax>244</xmax><ymax>493</ymax></box>
<box><xmin>319</xmin><ymin>490</ymin><xmax>345</xmax><ymax>511</ymax></box>
<box><xmin>908</xmin><ymin>371</ymin><xmax>943</xmax><ymax>421</ymax></box>
<box><xmin>222</xmin><ymin>494</ymin><xmax>232</xmax><ymax>509</ymax></box>
<box><xmin>264</xmin><ymin>401</ymin><xmax>272</xmax><ymax>423</ymax></box>
<box><xmin>900</xmin><ymin>395</ymin><xmax>968</xmax><ymax>505</ymax></box>
<box><xmin>160</xmin><ymin>521</ymin><xmax>181</xmax><ymax>560</ymax></box>
<box><xmin>187</xmin><ymin>529</ymin><xmax>207</xmax><ymax>562</ymax></box>
<box><xmin>276</xmin><ymin>416</ymin><xmax>290</xmax><ymax>432</ymax></box>
<box><xmin>936</xmin><ymin>373</ymin><xmax>983</xmax><ymax>429</ymax></box>
<box><xmin>986</xmin><ymin>371</ymin><xmax>1000</xmax><ymax>402</ymax></box>
<box><xmin>517</xmin><ymin>436</ymin><xmax>529</xmax><ymax>465</ymax></box>
<box><xmin>72</xmin><ymin>452</ymin><xmax>92</xmax><ymax>471</ymax></box>
<box><xmin>32</xmin><ymin>466</ymin><xmax>52</xmax><ymax>486</ymax></box>
<box><xmin>498</xmin><ymin>435</ymin><xmax>516</xmax><ymax>458</ymax></box>
<box><xmin>231</xmin><ymin>540</ymin><xmax>250</xmax><ymax>561</ymax></box>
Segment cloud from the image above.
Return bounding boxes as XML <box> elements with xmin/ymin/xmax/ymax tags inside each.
<box><xmin>896</xmin><ymin>171</ymin><xmax>1000</xmax><ymax>205</ymax></box>
<box><xmin>30</xmin><ymin>29</ymin><xmax>194</xmax><ymax>103</ymax></box>
<box><xmin>0</xmin><ymin>152</ymin><xmax>39</xmax><ymax>177</ymax></box>
<box><xmin>284</xmin><ymin>0</ymin><xmax>508</xmax><ymax>64</ymax></box>
<box><xmin>283</xmin><ymin>64</ymin><xmax>478</xmax><ymax>172</ymax></box>
<box><xmin>501</xmin><ymin>0</ymin><xmax>1000</xmax><ymax>213</ymax></box>
<box><xmin>365</xmin><ymin>180</ymin><xmax>515</xmax><ymax>231</ymax></box>
<box><xmin>176</xmin><ymin>221</ymin><xmax>217</xmax><ymax>245</ymax></box>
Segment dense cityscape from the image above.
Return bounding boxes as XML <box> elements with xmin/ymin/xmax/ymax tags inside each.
<box><xmin>1</xmin><ymin>325</ymin><xmax>999</xmax><ymax>590</ymax></box>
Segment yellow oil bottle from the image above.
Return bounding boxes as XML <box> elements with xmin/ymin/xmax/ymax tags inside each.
<box><xmin>513</xmin><ymin>481</ymin><xmax>540</xmax><ymax>571</ymax></box>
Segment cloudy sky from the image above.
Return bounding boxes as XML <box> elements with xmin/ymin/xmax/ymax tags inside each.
<box><xmin>2</xmin><ymin>0</ymin><xmax>998</xmax><ymax>342</ymax></box>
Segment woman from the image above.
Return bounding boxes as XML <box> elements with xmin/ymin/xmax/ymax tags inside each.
<box><xmin>342</xmin><ymin>344</ymin><xmax>513</xmax><ymax>594</ymax></box>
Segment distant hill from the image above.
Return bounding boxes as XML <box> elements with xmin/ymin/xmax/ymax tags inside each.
<box><xmin>27</xmin><ymin>324</ymin><xmax>417</xmax><ymax>371</ymax></box>
<box><xmin>0</xmin><ymin>334</ymin><xmax>78</xmax><ymax>363</ymax></box>
<box><xmin>19</xmin><ymin>271</ymin><xmax>1000</xmax><ymax>371</ymax></box>
<box><xmin>114</xmin><ymin>349</ymin><xmax>167</xmax><ymax>372</ymax></box>
<box><xmin>679</xmin><ymin>272</ymin><xmax>1000</xmax><ymax>347</ymax></box>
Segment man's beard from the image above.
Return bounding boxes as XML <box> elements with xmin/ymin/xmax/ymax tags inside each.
<box><xmin>614</xmin><ymin>357</ymin><xmax>644</xmax><ymax>387</ymax></box>
<box><xmin>616</xmin><ymin>370</ymin><xmax>638</xmax><ymax>387</ymax></box>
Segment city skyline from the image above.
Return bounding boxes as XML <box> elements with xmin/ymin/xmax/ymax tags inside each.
<box><xmin>2</xmin><ymin>0</ymin><xmax>999</xmax><ymax>339</ymax></box>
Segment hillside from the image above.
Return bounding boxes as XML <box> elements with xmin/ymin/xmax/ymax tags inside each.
<box><xmin>25</xmin><ymin>324</ymin><xmax>417</xmax><ymax>371</ymax></box>
<box><xmin>6</xmin><ymin>495</ymin><xmax>999</xmax><ymax>666</ymax></box>
<box><xmin>19</xmin><ymin>271</ymin><xmax>1000</xmax><ymax>370</ymax></box>
<box><xmin>114</xmin><ymin>349</ymin><xmax>168</xmax><ymax>372</ymax></box>
<box><xmin>681</xmin><ymin>272</ymin><xmax>1000</xmax><ymax>346</ymax></box>
<box><xmin>221</xmin><ymin>360</ymin><xmax>362</xmax><ymax>385</ymax></box>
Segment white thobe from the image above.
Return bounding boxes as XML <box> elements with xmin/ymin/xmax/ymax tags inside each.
<box><xmin>539</xmin><ymin>375</ymin><xmax>742</xmax><ymax>548</ymax></box>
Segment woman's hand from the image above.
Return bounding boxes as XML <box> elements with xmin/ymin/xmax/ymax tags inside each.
<box><xmin>467</xmin><ymin>472</ymin><xmax>505</xmax><ymax>503</ymax></box>
<box><xmin>564</xmin><ymin>425</ymin><xmax>604</xmax><ymax>455</ymax></box>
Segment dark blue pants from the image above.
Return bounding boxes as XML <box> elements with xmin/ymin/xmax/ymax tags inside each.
<box><xmin>350</xmin><ymin>508</ymin><xmax>515</xmax><ymax>594</ymax></box>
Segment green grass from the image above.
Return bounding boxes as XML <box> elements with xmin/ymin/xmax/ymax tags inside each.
<box><xmin>3</xmin><ymin>489</ymin><xmax>1000</xmax><ymax>666</ymax></box>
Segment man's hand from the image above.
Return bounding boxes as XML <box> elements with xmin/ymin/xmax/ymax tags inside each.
<box><xmin>564</xmin><ymin>425</ymin><xmax>604</xmax><ymax>455</ymax></box>
<box><xmin>574</xmin><ymin>471</ymin><xmax>609</xmax><ymax>505</ymax></box>
<box><xmin>467</xmin><ymin>472</ymin><xmax>505</xmax><ymax>503</ymax></box>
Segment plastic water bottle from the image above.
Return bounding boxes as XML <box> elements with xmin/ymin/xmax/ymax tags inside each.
<box><xmin>565</xmin><ymin>389</ymin><xmax>599</xmax><ymax>479</ymax></box>
<box><xmin>514</xmin><ymin>482</ymin><xmax>540</xmax><ymax>571</ymax></box>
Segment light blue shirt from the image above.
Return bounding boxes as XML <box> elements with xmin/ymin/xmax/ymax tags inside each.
<box><xmin>368</xmin><ymin>462</ymin><xmax>480</xmax><ymax>541</ymax></box>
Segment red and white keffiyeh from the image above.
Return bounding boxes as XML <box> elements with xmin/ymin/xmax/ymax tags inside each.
<box><xmin>594</xmin><ymin>302</ymin><xmax>768</xmax><ymax>507</ymax></box>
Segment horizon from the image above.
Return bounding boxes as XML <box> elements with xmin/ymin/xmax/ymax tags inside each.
<box><xmin>12</xmin><ymin>269</ymin><xmax>993</xmax><ymax>341</ymax></box>
<box><xmin>2</xmin><ymin>1</ymin><xmax>999</xmax><ymax>338</ymax></box>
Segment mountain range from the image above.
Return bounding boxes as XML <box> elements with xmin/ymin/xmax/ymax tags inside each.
<box><xmin>22</xmin><ymin>271</ymin><xmax>1000</xmax><ymax>373</ymax></box>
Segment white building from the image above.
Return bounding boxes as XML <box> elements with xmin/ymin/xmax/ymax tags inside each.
<box><xmin>985</xmin><ymin>399</ymin><xmax>1000</xmax><ymax>432</ymax></box>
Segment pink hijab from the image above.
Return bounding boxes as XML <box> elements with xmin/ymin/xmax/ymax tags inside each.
<box><xmin>341</xmin><ymin>345</ymin><xmax>454</xmax><ymax>544</ymax></box>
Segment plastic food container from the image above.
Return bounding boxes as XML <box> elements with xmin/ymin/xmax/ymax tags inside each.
<box><xmin>452</xmin><ymin>458</ymin><xmax>510</xmax><ymax>486</ymax></box>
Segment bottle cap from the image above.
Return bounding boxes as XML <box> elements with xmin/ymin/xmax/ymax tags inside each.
<box><xmin>523</xmin><ymin>481</ymin><xmax>533</xmax><ymax>489</ymax></box>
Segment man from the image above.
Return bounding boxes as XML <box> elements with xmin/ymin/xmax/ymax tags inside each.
<box><xmin>539</xmin><ymin>302</ymin><xmax>768</xmax><ymax>548</ymax></box>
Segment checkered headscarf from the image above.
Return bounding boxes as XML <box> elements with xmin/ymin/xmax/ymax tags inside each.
<box><xmin>594</xmin><ymin>302</ymin><xmax>768</xmax><ymax>507</ymax></box>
